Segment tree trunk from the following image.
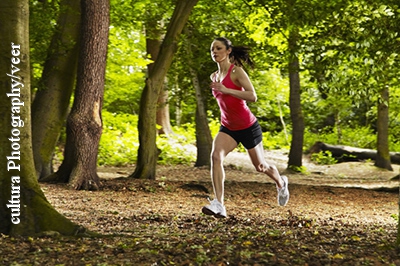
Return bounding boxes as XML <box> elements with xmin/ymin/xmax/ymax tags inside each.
<box><xmin>32</xmin><ymin>0</ymin><xmax>81</xmax><ymax>180</ymax></box>
<box><xmin>184</xmin><ymin>27</ymin><xmax>213</xmax><ymax>167</ymax></box>
<box><xmin>190</xmin><ymin>65</ymin><xmax>212</xmax><ymax>167</ymax></box>
<box><xmin>42</xmin><ymin>0</ymin><xmax>109</xmax><ymax>190</ymax></box>
<box><xmin>130</xmin><ymin>0</ymin><xmax>199</xmax><ymax>179</ymax></box>
<box><xmin>0</xmin><ymin>0</ymin><xmax>82</xmax><ymax>236</ymax></box>
<box><xmin>195</xmin><ymin>107</ymin><xmax>213</xmax><ymax>166</ymax></box>
<box><xmin>374</xmin><ymin>86</ymin><xmax>392</xmax><ymax>170</ymax></box>
<box><xmin>157</xmin><ymin>85</ymin><xmax>173</xmax><ymax>135</ymax></box>
<box><xmin>145</xmin><ymin>23</ymin><xmax>173</xmax><ymax>135</ymax></box>
<box><xmin>309</xmin><ymin>141</ymin><xmax>400</xmax><ymax>165</ymax></box>
<box><xmin>287</xmin><ymin>29</ymin><xmax>304</xmax><ymax>170</ymax></box>
<box><xmin>193</xmin><ymin>75</ymin><xmax>213</xmax><ymax>167</ymax></box>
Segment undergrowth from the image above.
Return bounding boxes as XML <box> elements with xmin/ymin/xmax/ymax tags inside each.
<box><xmin>76</xmin><ymin>111</ymin><xmax>400</xmax><ymax>167</ymax></box>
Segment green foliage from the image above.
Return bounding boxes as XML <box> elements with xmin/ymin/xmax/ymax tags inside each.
<box><xmin>29</xmin><ymin>0</ymin><xmax>60</xmax><ymax>91</ymax></box>
<box><xmin>208</xmin><ymin>116</ymin><xmax>221</xmax><ymax>138</ymax></box>
<box><xmin>98</xmin><ymin>113</ymin><xmax>294</xmax><ymax>167</ymax></box>
<box><xmin>98</xmin><ymin>112</ymin><xmax>139</xmax><ymax>166</ymax></box>
<box><xmin>252</xmin><ymin>68</ymin><xmax>290</xmax><ymax>133</ymax></box>
<box><xmin>262</xmin><ymin>131</ymin><xmax>290</xmax><ymax>150</ymax></box>
<box><xmin>157</xmin><ymin>125</ymin><xmax>197</xmax><ymax>165</ymax></box>
<box><xmin>304</xmin><ymin>126</ymin><xmax>376</xmax><ymax>150</ymax></box>
<box><xmin>99</xmin><ymin>112</ymin><xmax>210</xmax><ymax>166</ymax></box>
<box><xmin>104</xmin><ymin>26</ymin><xmax>150</xmax><ymax>114</ymax></box>
<box><xmin>389</xmin><ymin>87</ymin><xmax>400</xmax><ymax>151</ymax></box>
<box><xmin>311</xmin><ymin>151</ymin><xmax>338</xmax><ymax>165</ymax></box>
<box><xmin>28</xmin><ymin>0</ymin><xmax>400</xmax><ymax>168</ymax></box>
<box><xmin>288</xmin><ymin>165</ymin><xmax>309</xmax><ymax>174</ymax></box>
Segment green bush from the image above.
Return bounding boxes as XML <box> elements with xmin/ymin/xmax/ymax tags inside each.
<box><xmin>98</xmin><ymin>111</ymin><xmax>397</xmax><ymax>167</ymax></box>
<box><xmin>98</xmin><ymin>112</ymin><xmax>139</xmax><ymax>166</ymax></box>
<box><xmin>157</xmin><ymin>124</ymin><xmax>196</xmax><ymax>165</ymax></box>
<box><xmin>311</xmin><ymin>151</ymin><xmax>338</xmax><ymax>165</ymax></box>
<box><xmin>262</xmin><ymin>130</ymin><xmax>290</xmax><ymax>150</ymax></box>
<box><xmin>99</xmin><ymin>111</ymin><xmax>201</xmax><ymax>166</ymax></box>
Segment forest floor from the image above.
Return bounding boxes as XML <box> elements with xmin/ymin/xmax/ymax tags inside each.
<box><xmin>1</xmin><ymin>150</ymin><xmax>400</xmax><ymax>265</ymax></box>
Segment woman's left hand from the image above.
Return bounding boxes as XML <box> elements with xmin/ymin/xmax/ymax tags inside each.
<box><xmin>210</xmin><ymin>82</ymin><xmax>226</xmax><ymax>93</ymax></box>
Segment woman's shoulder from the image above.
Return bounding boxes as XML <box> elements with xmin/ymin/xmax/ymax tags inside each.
<box><xmin>230</xmin><ymin>65</ymin><xmax>247</xmax><ymax>78</ymax></box>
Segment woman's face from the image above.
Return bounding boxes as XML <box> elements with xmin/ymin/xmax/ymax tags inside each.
<box><xmin>210</xmin><ymin>40</ymin><xmax>231</xmax><ymax>63</ymax></box>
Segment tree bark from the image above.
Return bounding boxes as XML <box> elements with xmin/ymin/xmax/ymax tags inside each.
<box><xmin>145</xmin><ymin>22</ymin><xmax>173</xmax><ymax>135</ymax></box>
<box><xmin>42</xmin><ymin>0</ymin><xmax>110</xmax><ymax>190</ymax></box>
<box><xmin>190</xmin><ymin>65</ymin><xmax>212</xmax><ymax>167</ymax></box>
<box><xmin>309</xmin><ymin>141</ymin><xmax>400</xmax><ymax>165</ymax></box>
<box><xmin>32</xmin><ymin>0</ymin><xmax>81</xmax><ymax>180</ymax></box>
<box><xmin>183</xmin><ymin>27</ymin><xmax>213</xmax><ymax>167</ymax></box>
<box><xmin>374</xmin><ymin>86</ymin><xmax>392</xmax><ymax>170</ymax></box>
<box><xmin>287</xmin><ymin>28</ymin><xmax>305</xmax><ymax>169</ymax></box>
<box><xmin>195</xmin><ymin>107</ymin><xmax>213</xmax><ymax>167</ymax></box>
<box><xmin>0</xmin><ymin>0</ymin><xmax>82</xmax><ymax>235</ymax></box>
<box><xmin>130</xmin><ymin>0</ymin><xmax>199</xmax><ymax>179</ymax></box>
<box><xmin>157</xmin><ymin>86</ymin><xmax>173</xmax><ymax>135</ymax></box>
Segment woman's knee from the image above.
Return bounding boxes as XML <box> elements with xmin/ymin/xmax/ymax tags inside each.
<box><xmin>211</xmin><ymin>149</ymin><xmax>224</xmax><ymax>164</ymax></box>
<box><xmin>254</xmin><ymin>163</ymin><xmax>276</xmax><ymax>174</ymax></box>
<box><xmin>253</xmin><ymin>162</ymin><xmax>265</xmax><ymax>173</ymax></box>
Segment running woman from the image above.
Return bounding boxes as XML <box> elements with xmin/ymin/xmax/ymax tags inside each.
<box><xmin>202</xmin><ymin>37</ymin><xmax>289</xmax><ymax>218</ymax></box>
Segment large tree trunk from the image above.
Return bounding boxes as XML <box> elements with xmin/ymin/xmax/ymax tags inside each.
<box><xmin>32</xmin><ymin>0</ymin><xmax>81</xmax><ymax>180</ymax></box>
<box><xmin>0</xmin><ymin>0</ymin><xmax>82</xmax><ymax>235</ymax></box>
<box><xmin>287</xmin><ymin>28</ymin><xmax>304</xmax><ymax>170</ymax></box>
<box><xmin>375</xmin><ymin>86</ymin><xmax>392</xmax><ymax>170</ymax></box>
<box><xmin>42</xmin><ymin>0</ymin><xmax>109</xmax><ymax>190</ymax></box>
<box><xmin>130</xmin><ymin>0</ymin><xmax>199</xmax><ymax>179</ymax></box>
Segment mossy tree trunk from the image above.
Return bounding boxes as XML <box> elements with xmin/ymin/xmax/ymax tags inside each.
<box><xmin>130</xmin><ymin>0</ymin><xmax>199</xmax><ymax>179</ymax></box>
<box><xmin>42</xmin><ymin>0</ymin><xmax>109</xmax><ymax>190</ymax></box>
<box><xmin>32</xmin><ymin>0</ymin><xmax>81</xmax><ymax>180</ymax></box>
<box><xmin>0</xmin><ymin>0</ymin><xmax>82</xmax><ymax>236</ymax></box>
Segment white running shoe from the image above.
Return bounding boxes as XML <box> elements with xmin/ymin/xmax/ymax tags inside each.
<box><xmin>202</xmin><ymin>199</ymin><xmax>227</xmax><ymax>218</ymax></box>
<box><xmin>277</xmin><ymin>175</ymin><xmax>289</xmax><ymax>206</ymax></box>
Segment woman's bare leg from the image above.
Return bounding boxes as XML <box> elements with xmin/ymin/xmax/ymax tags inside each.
<box><xmin>210</xmin><ymin>132</ymin><xmax>238</xmax><ymax>204</ymax></box>
<box><xmin>247</xmin><ymin>141</ymin><xmax>284</xmax><ymax>188</ymax></box>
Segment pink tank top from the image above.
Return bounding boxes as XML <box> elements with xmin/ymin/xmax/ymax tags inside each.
<box><xmin>212</xmin><ymin>64</ymin><xmax>257</xmax><ymax>130</ymax></box>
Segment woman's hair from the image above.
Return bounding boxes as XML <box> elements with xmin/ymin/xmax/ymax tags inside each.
<box><xmin>214</xmin><ymin>37</ymin><xmax>255</xmax><ymax>69</ymax></box>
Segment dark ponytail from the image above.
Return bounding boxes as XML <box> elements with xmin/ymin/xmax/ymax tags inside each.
<box><xmin>214</xmin><ymin>37</ymin><xmax>255</xmax><ymax>69</ymax></box>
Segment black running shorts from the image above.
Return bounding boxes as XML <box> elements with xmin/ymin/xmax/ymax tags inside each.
<box><xmin>219</xmin><ymin>121</ymin><xmax>263</xmax><ymax>150</ymax></box>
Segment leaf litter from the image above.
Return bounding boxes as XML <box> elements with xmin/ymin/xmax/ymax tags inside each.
<box><xmin>1</xmin><ymin>164</ymin><xmax>399</xmax><ymax>265</ymax></box>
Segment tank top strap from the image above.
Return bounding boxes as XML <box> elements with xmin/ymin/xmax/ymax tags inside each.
<box><xmin>228</xmin><ymin>64</ymin><xmax>235</xmax><ymax>73</ymax></box>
